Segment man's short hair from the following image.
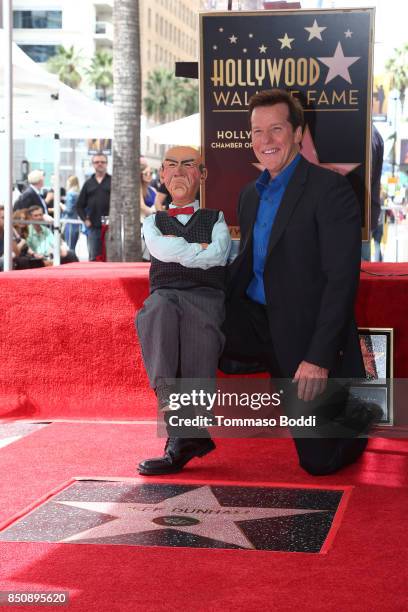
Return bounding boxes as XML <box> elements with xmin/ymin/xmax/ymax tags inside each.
<box><xmin>248</xmin><ymin>89</ymin><xmax>304</xmax><ymax>132</ymax></box>
<box><xmin>92</xmin><ymin>152</ymin><xmax>108</xmax><ymax>162</ymax></box>
<box><xmin>27</xmin><ymin>170</ymin><xmax>44</xmax><ymax>185</ymax></box>
<box><xmin>28</xmin><ymin>205</ymin><xmax>43</xmax><ymax>216</ymax></box>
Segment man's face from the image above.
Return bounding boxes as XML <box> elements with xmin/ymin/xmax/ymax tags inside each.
<box><xmin>29</xmin><ymin>209</ymin><xmax>44</xmax><ymax>222</ymax></box>
<box><xmin>251</xmin><ymin>103</ymin><xmax>302</xmax><ymax>178</ymax></box>
<box><xmin>160</xmin><ymin>146</ymin><xmax>205</xmax><ymax>206</ymax></box>
<box><xmin>93</xmin><ymin>156</ymin><xmax>108</xmax><ymax>174</ymax></box>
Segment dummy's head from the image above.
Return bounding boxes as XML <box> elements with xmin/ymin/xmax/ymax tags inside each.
<box><xmin>160</xmin><ymin>146</ymin><xmax>207</xmax><ymax>207</ymax></box>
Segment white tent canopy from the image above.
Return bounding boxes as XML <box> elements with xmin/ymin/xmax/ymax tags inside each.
<box><xmin>147</xmin><ymin>113</ymin><xmax>200</xmax><ymax>147</ymax></box>
<box><xmin>0</xmin><ymin>29</ymin><xmax>114</xmax><ymax>268</ymax></box>
<box><xmin>0</xmin><ymin>30</ymin><xmax>59</xmax><ymax>95</ymax></box>
<box><xmin>0</xmin><ymin>32</ymin><xmax>113</xmax><ymax>139</ymax></box>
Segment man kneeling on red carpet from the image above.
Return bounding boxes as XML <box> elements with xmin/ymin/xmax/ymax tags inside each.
<box><xmin>136</xmin><ymin>146</ymin><xmax>231</xmax><ymax>475</ymax></box>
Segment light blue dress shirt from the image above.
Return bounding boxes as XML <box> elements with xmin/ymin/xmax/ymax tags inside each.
<box><xmin>143</xmin><ymin>200</ymin><xmax>231</xmax><ymax>270</ymax></box>
<box><xmin>247</xmin><ymin>154</ymin><xmax>301</xmax><ymax>304</ymax></box>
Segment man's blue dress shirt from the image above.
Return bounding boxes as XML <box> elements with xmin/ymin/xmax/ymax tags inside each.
<box><xmin>247</xmin><ymin>154</ymin><xmax>301</xmax><ymax>304</ymax></box>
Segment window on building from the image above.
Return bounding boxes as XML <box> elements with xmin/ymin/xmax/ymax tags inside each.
<box><xmin>18</xmin><ymin>44</ymin><xmax>59</xmax><ymax>62</ymax></box>
<box><xmin>13</xmin><ymin>10</ymin><xmax>62</xmax><ymax>29</ymax></box>
<box><xmin>148</xmin><ymin>8</ymin><xmax>151</xmax><ymax>29</ymax></box>
<box><xmin>148</xmin><ymin>40</ymin><xmax>151</xmax><ymax>61</ymax></box>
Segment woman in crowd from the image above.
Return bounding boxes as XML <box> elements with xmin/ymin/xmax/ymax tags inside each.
<box><xmin>62</xmin><ymin>175</ymin><xmax>81</xmax><ymax>251</ymax></box>
<box><xmin>140</xmin><ymin>163</ymin><xmax>157</xmax><ymax>221</ymax></box>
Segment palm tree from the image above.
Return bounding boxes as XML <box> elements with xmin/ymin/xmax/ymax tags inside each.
<box><xmin>107</xmin><ymin>0</ymin><xmax>141</xmax><ymax>261</ymax></box>
<box><xmin>385</xmin><ymin>44</ymin><xmax>408</xmax><ymax>176</ymax></box>
<box><xmin>178</xmin><ymin>78</ymin><xmax>199</xmax><ymax>116</ymax></box>
<box><xmin>144</xmin><ymin>67</ymin><xmax>180</xmax><ymax>122</ymax></box>
<box><xmin>47</xmin><ymin>45</ymin><xmax>83</xmax><ymax>88</ymax></box>
<box><xmin>144</xmin><ymin>68</ymin><xmax>199</xmax><ymax>122</ymax></box>
<box><xmin>86</xmin><ymin>50</ymin><xmax>113</xmax><ymax>103</ymax></box>
<box><xmin>385</xmin><ymin>43</ymin><xmax>408</xmax><ymax>113</ymax></box>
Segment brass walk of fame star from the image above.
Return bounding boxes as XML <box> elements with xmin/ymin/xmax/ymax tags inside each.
<box><xmin>318</xmin><ymin>42</ymin><xmax>360</xmax><ymax>85</ymax></box>
<box><xmin>58</xmin><ymin>485</ymin><xmax>324</xmax><ymax>549</ymax></box>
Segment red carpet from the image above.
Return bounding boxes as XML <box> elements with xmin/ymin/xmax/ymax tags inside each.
<box><xmin>1</xmin><ymin>262</ymin><xmax>408</xmax><ymax>422</ymax></box>
<box><xmin>0</xmin><ymin>263</ymin><xmax>154</xmax><ymax>421</ymax></box>
<box><xmin>0</xmin><ymin>423</ymin><xmax>406</xmax><ymax>611</ymax></box>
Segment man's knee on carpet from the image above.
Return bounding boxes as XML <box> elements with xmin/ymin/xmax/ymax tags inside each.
<box><xmin>296</xmin><ymin>437</ymin><xmax>369</xmax><ymax>475</ymax></box>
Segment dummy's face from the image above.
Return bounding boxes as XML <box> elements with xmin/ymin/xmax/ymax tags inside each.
<box><xmin>251</xmin><ymin>103</ymin><xmax>302</xmax><ymax>178</ymax></box>
<box><xmin>0</xmin><ymin>210</ymin><xmax>4</xmax><ymax>230</ymax></box>
<box><xmin>160</xmin><ymin>147</ymin><xmax>206</xmax><ymax>206</ymax></box>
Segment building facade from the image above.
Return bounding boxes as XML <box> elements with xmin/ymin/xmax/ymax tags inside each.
<box><xmin>12</xmin><ymin>0</ymin><xmax>200</xmax><ymax>178</ymax></box>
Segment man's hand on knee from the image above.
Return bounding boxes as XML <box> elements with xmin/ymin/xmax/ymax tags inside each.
<box><xmin>293</xmin><ymin>361</ymin><xmax>329</xmax><ymax>402</ymax></box>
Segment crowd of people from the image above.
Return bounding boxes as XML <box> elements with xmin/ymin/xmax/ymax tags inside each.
<box><xmin>0</xmin><ymin>153</ymin><xmax>174</xmax><ymax>270</ymax></box>
<box><xmin>0</xmin><ymin>169</ymin><xmax>82</xmax><ymax>271</ymax></box>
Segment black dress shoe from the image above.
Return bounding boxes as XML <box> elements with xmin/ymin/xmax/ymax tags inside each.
<box><xmin>334</xmin><ymin>400</ymin><xmax>383</xmax><ymax>436</ymax></box>
<box><xmin>138</xmin><ymin>437</ymin><xmax>215</xmax><ymax>475</ymax></box>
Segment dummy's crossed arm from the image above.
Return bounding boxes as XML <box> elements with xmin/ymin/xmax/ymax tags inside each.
<box><xmin>143</xmin><ymin>212</ymin><xmax>231</xmax><ymax>269</ymax></box>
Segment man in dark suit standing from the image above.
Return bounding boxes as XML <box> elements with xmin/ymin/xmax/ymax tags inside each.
<box><xmin>221</xmin><ymin>89</ymin><xmax>380</xmax><ymax>476</ymax></box>
<box><xmin>13</xmin><ymin>170</ymin><xmax>49</xmax><ymax>217</ymax></box>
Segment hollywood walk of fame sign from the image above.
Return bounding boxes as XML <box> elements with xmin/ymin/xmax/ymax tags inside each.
<box><xmin>200</xmin><ymin>9</ymin><xmax>374</xmax><ymax>239</ymax></box>
<box><xmin>0</xmin><ymin>480</ymin><xmax>349</xmax><ymax>553</ymax></box>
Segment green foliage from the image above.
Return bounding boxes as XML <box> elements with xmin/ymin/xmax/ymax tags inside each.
<box><xmin>385</xmin><ymin>43</ymin><xmax>408</xmax><ymax>109</ymax></box>
<box><xmin>47</xmin><ymin>45</ymin><xmax>83</xmax><ymax>89</ymax></box>
<box><xmin>144</xmin><ymin>68</ymin><xmax>198</xmax><ymax>122</ymax></box>
<box><xmin>85</xmin><ymin>50</ymin><xmax>113</xmax><ymax>103</ymax></box>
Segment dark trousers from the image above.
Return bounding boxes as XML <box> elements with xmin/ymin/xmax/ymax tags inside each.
<box><xmin>87</xmin><ymin>227</ymin><xmax>102</xmax><ymax>261</ymax></box>
<box><xmin>221</xmin><ymin>297</ymin><xmax>368</xmax><ymax>476</ymax></box>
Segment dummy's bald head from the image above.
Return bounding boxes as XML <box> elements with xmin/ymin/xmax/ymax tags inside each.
<box><xmin>160</xmin><ymin>146</ymin><xmax>207</xmax><ymax>206</ymax></box>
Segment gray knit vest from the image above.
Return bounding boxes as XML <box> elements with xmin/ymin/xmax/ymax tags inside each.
<box><xmin>149</xmin><ymin>209</ymin><xmax>226</xmax><ymax>292</ymax></box>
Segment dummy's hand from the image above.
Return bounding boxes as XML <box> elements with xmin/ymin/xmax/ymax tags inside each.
<box><xmin>293</xmin><ymin>361</ymin><xmax>329</xmax><ymax>402</ymax></box>
<box><xmin>164</xmin><ymin>234</ymin><xmax>177</xmax><ymax>237</ymax></box>
<box><xmin>200</xmin><ymin>243</ymin><xmax>209</xmax><ymax>249</ymax></box>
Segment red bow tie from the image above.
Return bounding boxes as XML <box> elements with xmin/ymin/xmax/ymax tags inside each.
<box><xmin>168</xmin><ymin>206</ymin><xmax>195</xmax><ymax>217</ymax></box>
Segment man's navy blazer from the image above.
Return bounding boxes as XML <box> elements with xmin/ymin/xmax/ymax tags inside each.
<box><xmin>228</xmin><ymin>156</ymin><xmax>365</xmax><ymax>379</ymax></box>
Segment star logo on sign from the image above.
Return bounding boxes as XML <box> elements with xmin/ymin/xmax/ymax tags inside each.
<box><xmin>304</xmin><ymin>19</ymin><xmax>327</xmax><ymax>41</ymax></box>
<box><xmin>229</xmin><ymin>34</ymin><xmax>238</xmax><ymax>44</ymax></box>
<box><xmin>278</xmin><ymin>33</ymin><xmax>294</xmax><ymax>50</ymax></box>
<box><xmin>318</xmin><ymin>42</ymin><xmax>360</xmax><ymax>84</ymax></box>
<box><xmin>301</xmin><ymin>125</ymin><xmax>360</xmax><ymax>175</ymax></box>
<box><xmin>344</xmin><ymin>29</ymin><xmax>353</xmax><ymax>38</ymax></box>
<box><xmin>57</xmin><ymin>485</ymin><xmax>323</xmax><ymax>549</ymax></box>
<box><xmin>259</xmin><ymin>44</ymin><xmax>267</xmax><ymax>54</ymax></box>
